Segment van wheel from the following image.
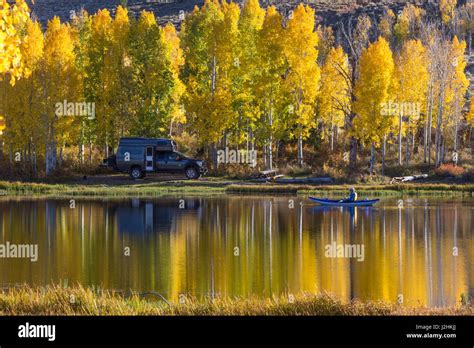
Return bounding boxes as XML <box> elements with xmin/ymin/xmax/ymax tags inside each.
<box><xmin>130</xmin><ymin>167</ymin><xmax>144</xmax><ymax>180</ymax></box>
<box><xmin>185</xmin><ymin>166</ymin><xmax>200</xmax><ymax>180</ymax></box>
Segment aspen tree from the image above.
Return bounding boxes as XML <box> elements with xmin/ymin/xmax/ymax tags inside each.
<box><xmin>106</xmin><ymin>6</ymin><xmax>132</xmax><ymax>143</ymax></box>
<box><xmin>163</xmin><ymin>23</ymin><xmax>185</xmax><ymax>136</ymax></box>
<box><xmin>353</xmin><ymin>37</ymin><xmax>395</xmax><ymax>175</ymax></box>
<box><xmin>87</xmin><ymin>9</ymin><xmax>113</xmax><ymax>156</ymax></box>
<box><xmin>40</xmin><ymin>17</ymin><xmax>80</xmax><ymax>174</ymax></box>
<box><xmin>128</xmin><ymin>11</ymin><xmax>177</xmax><ymax>138</ymax></box>
<box><xmin>393</xmin><ymin>40</ymin><xmax>428</xmax><ymax>166</ymax></box>
<box><xmin>0</xmin><ymin>0</ymin><xmax>30</xmax><ymax>84</ymax></box>
<box><xmin>181</xmin><ymin>0</ymin><xmax>237</xmax><ymax>170</ymax></box>
<box><xmin>445</xmin><ymin>37</ymin><xmax>468</xmax><ymax>162</ymax></box>
<box><xmin>255</xmin><ymin>5</ymin><xmax>284</xmax><ymax>170</ymax></box>
<box><xmin>318</xmin><ymin>46</ymin><xmax>350</xmax><ymax>152</ymax></box>
<box><xmin>440</xmin><ymin>0</ymin><xmax>457</xmax><ymax>25</ymax></box>
<box><xmin>71</xmin><ymin>9</ymin><xmax>94</xmax><ymax>164</ymax></box>
<box><xmin>0</xmin><ymin>18</ymin><xmax>43</xmax><ymax>170</ymax></box>
<box><xmin>282</xmin><ymin>4</ymin><xmax>319</xmax><ymax>167</ymax></box>
<box><xmin>235</xmin><ymin>0</ymin><xmax>264</xmax><ymax>156</ymax></box>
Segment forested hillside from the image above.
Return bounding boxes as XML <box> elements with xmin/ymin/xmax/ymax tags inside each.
<box><xmin>24</xmin><ymin>0</ymin><xmax>447</xmax><ymax>28</ymax></box>
<box><xmin>1</xmin><ymin>0</ymin><xmax>473</xmax><ymax>179</ymax></box>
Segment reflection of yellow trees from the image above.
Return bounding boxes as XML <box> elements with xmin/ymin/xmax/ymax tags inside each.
<box><xmin>169</xmin><ymin>219</ymin><xmax>186</xmax><ymax>301</ymax></box>
<box><xmin>317</xmin><ymin>211</ymin><xmax>349</xmax><ymax>299</ymax></box>
<box><xmin>0</xmin><ymin>198</ymin><xmax>471</xmax><ymax>307</ymax></box>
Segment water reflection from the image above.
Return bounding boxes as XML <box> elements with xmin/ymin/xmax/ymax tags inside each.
<box><xmin>0</xmin><ymin>196</ymin><xmax>472</xmax><ymax>306</ymax></box>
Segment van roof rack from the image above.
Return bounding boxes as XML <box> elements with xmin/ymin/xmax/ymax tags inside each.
<box><xmin>120</xmin><ymin>137</ymin><xmax>171</xmax><ymax>141</ymax></box>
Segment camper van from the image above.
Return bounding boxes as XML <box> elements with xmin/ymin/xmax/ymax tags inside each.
<box><xmin>103</xmin><ymin>137</ymin><xmax>207</xmax><ymax>180</ymax></box>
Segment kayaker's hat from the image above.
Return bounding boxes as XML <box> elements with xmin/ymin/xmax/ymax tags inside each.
<box><xmin>350</xmin><ymin>187</ymin><xmax>355</xmax><ymax>192</ymax></box>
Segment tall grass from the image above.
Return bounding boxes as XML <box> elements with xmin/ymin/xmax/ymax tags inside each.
<box><xmin>226</xmin><ymin>185</ymin><xmax>300</xmax><ymax>195</ymax></box>
<box><xmin>227</xmin><ymin>183</ymin><xmax>474</xmax><ymax>196</ymax></box>
<box><xmin>0</xmin><ymin>181</ymin><xmax>472</xmax><ymax>197</ymax></box>
<box><xmin>0</xmin><ymin>285</ymin><xmax>471</xmax><ymax>316</ymax></box>
<box><xmin>0</xmin><ymin>181</ymin><xmax>226</xmax><ymax>197</ymax></box>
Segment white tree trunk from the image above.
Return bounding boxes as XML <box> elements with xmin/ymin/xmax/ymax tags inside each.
<box><xmin>330</xmin><ymin>122</ymin><xmax>335</xmax><ymax>152</ymax></box>
<box><xmin>45</xmin><ymin>122</ymin><xmax>57</xmax><ymax>176</ymax></box>
<box><xmin>89</xmin><ymin>141</ymin><xmax>93</xmax><ymax>165</ymax></box>
<box><xmin>382</xmin><ymin>134</ymin><xmax>386</xmax><ymax>175</ymax></box>
<box><xmin>398</xmin><ymin>112</ymin><xmax>403</xmax><ymax>165</ymax></box>
<box><xmin>370</xmin><ymin>142</ymin><xmax>375</xmax><ymax>175</ymax></box>
<box><xmin>268</xmin><ymin>102</ymin><xmax>273</xmax><ymax>170</ymax></box>
<box><xmin>297</xmin><ymin>132</ymin><xmax>304</xmax><ymax>167</ymax></box>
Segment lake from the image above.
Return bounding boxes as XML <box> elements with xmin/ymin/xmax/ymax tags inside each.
<box><xmin>0</xmin><ymin>195</ymin><xmax>472</xmax><ymax>307</ymax></box>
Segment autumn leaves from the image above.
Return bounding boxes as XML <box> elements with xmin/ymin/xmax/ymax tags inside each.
<box><xmin>181</xmin><ymin>1</ymin><xmax>320</xmax><ymax>167</ymax></box>
<box><xmin>0</xmin><ymin>0</ymin><xmax>30</xmax><ymax>84</ymax></box>
<box><xmin>0</xmin><ymin>0</ymin><xmax>472</xmax><ymax>175</ymax></box>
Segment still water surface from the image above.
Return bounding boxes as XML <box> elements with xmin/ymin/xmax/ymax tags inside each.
<box><xmin>0</xmin><ymin>196</ymin><xmax>472</xmax><ymax>307</ymax></box>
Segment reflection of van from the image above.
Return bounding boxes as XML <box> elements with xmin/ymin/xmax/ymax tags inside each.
<box><xmin>102</xmin><ymin>137</ymin><xmax>207</xmax><ymax>180</ymax></box>
<box><xmin>113</xmin><ymin>198</ymin><xmax>202</xmax><ymax>234</ymax></box>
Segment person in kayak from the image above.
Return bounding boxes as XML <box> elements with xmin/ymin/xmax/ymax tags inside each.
<box><xmin>340</xmin><ymin>187</ymin><xmax>357</xmax><ymax>202</ymax></box>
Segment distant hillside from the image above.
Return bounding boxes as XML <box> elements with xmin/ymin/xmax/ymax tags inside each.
<box><xmin>24</xmin><ymin>0</ymin><xmax>451</xmax><ymax>29</ymax></box>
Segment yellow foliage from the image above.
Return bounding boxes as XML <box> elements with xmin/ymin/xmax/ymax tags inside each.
<box><xmin>255</xmin><ymin>6</ymin><xmax>285</xmax><ymax>140</ymax></box>
<box><xmin>163</xmin><ymin>23</ymin><xmax>184</xmax><ymax>74</ymax></box>
<box><xmin>1</xmin><ymin>0</ymin><xmax>471</xmax><ymax>171</ymax></box>
<box><xmin>92</xmin><ymin>8</ymin><xmax>112</xmax><ymax>36</ymax></box>
<box><xmin>0</xmin><ymin>0</ymin><xmax>30</xmax><ymax>84</ymax></box>
<box><xmin>318</xmin><ymin>46</ymin><xmax>350</xmax><ymax>136</ymax></box>
<box><xmin>439</xmin><ymin>0</ymin><xmax>457</xmax><ymax>24</ymax></box>
<box><xmin>163</xmin><ymin>23</ymin><xmax>185</xmax><ymax>126</ymax></box>
<box><xmin>240</xmin><ymin>0</ymin><xmax>264</xmax><ymax>30</ymax></box>
<box><xmin>234</xmin><ymin>0</ymin><xmax>265</xmax><ymax>141</ymax></box>
<box><xmin>102</xmin><ymin>6</ymin><xmax>130</xmax><ymax>137</ymax></box>
<box><xmin>394</xmin><ymin>4</ymin><xmax>424</xmax><ymax>43</ymax></box>
<box><xmin>450</xmin><ymin>36</ymin><xmax>469</xmax><ymax>92</ymax></box>
<box><xmin>443</xmin><ymin>36</ymin><xmax>469</xmax><ymax>133</ymax></box>
<box><xmin>378</xmin><ymin>10</ymin><xmax>395</xmax><ymax>41</ymax></box>
<box><xmin>111</xmin><ymin>6</ymin><xmax>129</xmax><ymax>45</ymax></box>
<box><xmin>353</xmin><ymin>37</ymin><xmax>395</xmax><ymax>147</ymax></box>
<box><xmin>393</xmin><ymin>39</ymin><xmax>429</xmax><ymax>133</ymax></box>
<box><xmin>283</xmin><ymin>4</ymin><xmax>320</xmax><ymax>140</ymax></box>
<box><xmin>467</xmin><ymin>95</ymin><xmax>474</xmax><ymax>127</ymax></box>
<box><xmin>20</xmin><ymin>20</ymin><xmax>44</xmax><ymax>72</ymax></box>
<box><xmin>181</xmin><ymin>0</ymin><xmax>238</xmax><ymax>144</ymax></box>
<box><xmin>1</xmin><ymin>18</ymin><xmax>44</xmax><ymax>149</ymax></box>
<box><xmin>44</xmin><ymin>17</ymin><xmax>75</xmax><ymax>68</ymax></box>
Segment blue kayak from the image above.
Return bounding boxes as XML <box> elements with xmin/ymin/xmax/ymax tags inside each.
<box><xmin>309</xmin><ymin>197</ymin><xmax>380</xmax><ymax>207</ymax></box>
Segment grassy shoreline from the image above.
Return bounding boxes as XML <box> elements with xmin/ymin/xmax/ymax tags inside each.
<box><xmin>0</xmin><ymin>180</ymin><xmax>226</xmax><ymax>197</ymax></box>
<box><xmin>228</xmin><ymin>183</ymin><xmax>474</xmax><ymax>196</ymax></box>
<box><xmin>0</xmin><ymin>285</ymin><xmax>471</xmax><ymax>316</ymax></box>
<box><xmin>0</xmin><ymin>179</ymin><xmax>472</xmax><ymax>197</ymax></box>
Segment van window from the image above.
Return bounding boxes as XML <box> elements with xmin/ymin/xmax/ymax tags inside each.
<box><xmin>156</xmin><ymin>152</ymin><xmax>167</xmax><ymax>161</ymax></box>
<box><xmin>119</xmin><ymin>148</ymin><xmax>142</xmax><ymax>156</ymax></box>
<box><xmin>168</xmin><ymin>153</ymin><xmax>179</xmax><ymax>161</ymax></box>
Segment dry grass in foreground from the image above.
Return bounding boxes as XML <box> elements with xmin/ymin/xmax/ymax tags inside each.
<box><xmin>0</xmin><ymin>285</ymin><xmax>472</xmax><ymax>316</ymax></box>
